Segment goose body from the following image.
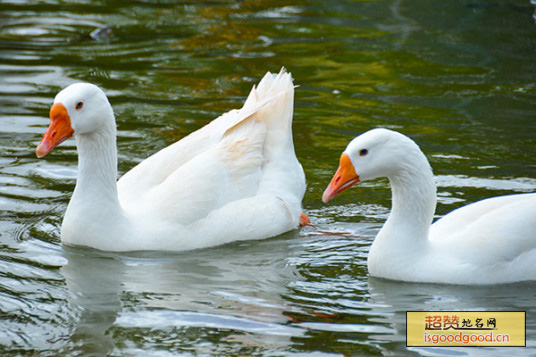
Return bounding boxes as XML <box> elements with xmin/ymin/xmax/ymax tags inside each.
<box><xmin>37</xmin><ymin>70</ymin><xmax>306</xmax><ymax>251</ymax></box>
<box><xmin>323</xmin><ymin>128</ymin><xmax>536</xmax><ymax>284</ymax></box>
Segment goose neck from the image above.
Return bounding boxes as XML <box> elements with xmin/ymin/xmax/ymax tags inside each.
<box><xmin>383</xmin><ymin>166</ymin><xmax>437</xmax><ymax>242</ymax></box>
<box><xmin>74</xmin><ymin>127</ymin><xmax>119</xmax><ymax>202</ymax></box>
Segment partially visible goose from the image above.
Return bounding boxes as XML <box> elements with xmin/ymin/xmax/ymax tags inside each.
<box><xmin>37</xmin><ymin>69</ymin><xmax>308</xmax><ymax>251</ymax></box>
<box><xmin>323</xmin><ymin>128</ymin><xmax>536</xmax><ymax>284</ymax></box>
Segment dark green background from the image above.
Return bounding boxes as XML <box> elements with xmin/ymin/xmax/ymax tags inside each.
<box><xmin>1</xmin><ymin>0</ymin><xmax>535</xmax><ymax>355</ymax></box>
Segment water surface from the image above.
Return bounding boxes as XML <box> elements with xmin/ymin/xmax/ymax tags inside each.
<box><xmin>1</xmin><ymin>0</ymin><xmax>536</xmax><ymax>355</ymax></box>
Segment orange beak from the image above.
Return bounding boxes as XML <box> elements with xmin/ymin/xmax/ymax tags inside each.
<box><xmin>36</xmin><ymin>103</ymin><xmax>75</xmax><ymax>158</ymax></box>
<box><xmin>322</xmin><ymin>153</ymin><xmax>360</xmax><ymax>203</ymax></box>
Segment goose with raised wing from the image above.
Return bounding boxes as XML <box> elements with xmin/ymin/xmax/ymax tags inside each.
<box><xmin>323</xmin><ymin>128</ymin><xmax>536</xmax><ymax>284</ymax></box>
<box><xmin>37</xmin><ymin>69</ymin><xmax>307</xmax><ymax>251</ymax></box>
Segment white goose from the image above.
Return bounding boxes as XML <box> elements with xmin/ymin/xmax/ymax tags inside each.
<box><xmin>323</xmin><ymin>128</ymin><xmax>536</xmax><ymax>284</ymax></box>
<box><xmin>37</xmin><ymin>69</ymin><xmax>308</xmax><ymax>251</ymax></box>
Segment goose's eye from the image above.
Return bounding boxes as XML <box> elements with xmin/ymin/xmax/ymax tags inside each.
<box><xmin>75</xmin><ymin>101</ymin><xmax>84</xmax><ymax>110</ymax></box>
<box><xmin>359</xmin><ymin>149</ymin><xmax>368</xmax><ymax>156</ymax></box>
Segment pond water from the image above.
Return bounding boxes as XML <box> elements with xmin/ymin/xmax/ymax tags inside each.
<box><xmin>1</xmin><ymin>0</ymin><xmax>536</xmax><ymax>355</ymax></box>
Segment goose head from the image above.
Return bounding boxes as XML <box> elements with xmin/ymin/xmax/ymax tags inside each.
<box><xmin>322</xmin><ymin>128</ymin><xmax>425</xmax><ymax>202</ymax></box>
<box><xmin>36</xmin><ymin>83</ymin><xmax>114</xmax><ymax>158</ymax></box>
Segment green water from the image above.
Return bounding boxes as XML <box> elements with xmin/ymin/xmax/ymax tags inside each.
<box><xmin>1</xmin><ymin>0</ymin><xmax>536</xmax><ymax>355</ymax></box>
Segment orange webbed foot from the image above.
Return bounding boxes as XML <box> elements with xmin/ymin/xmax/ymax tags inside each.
<box><xmin>299</xmin><ymin>213</ymin><xmax>310</xmax><ymax>227</ymax></box>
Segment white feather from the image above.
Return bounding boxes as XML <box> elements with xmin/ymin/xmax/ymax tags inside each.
<box><xmin>45</xmin><ymin>69</ymin><xmax>306</xmax><ymax>251</ymax></box>
<box><xmin>330</xmin><ymin>128</ymin><xmax>536</xmax><ymax>284</ymax></box>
